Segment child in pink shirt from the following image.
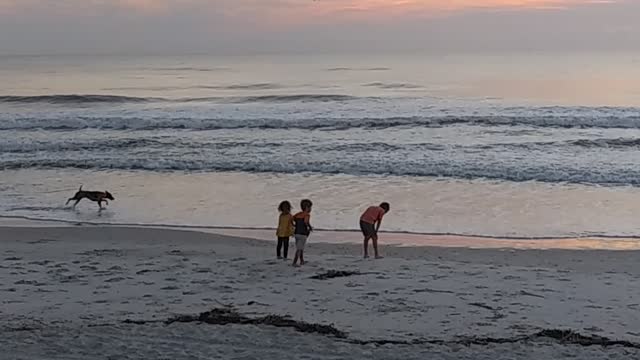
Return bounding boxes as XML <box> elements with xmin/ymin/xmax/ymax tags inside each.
<box><xmin>359</xmin><ymin>202</ymin><xmax>390</xmax><ymax>259</ymax></box>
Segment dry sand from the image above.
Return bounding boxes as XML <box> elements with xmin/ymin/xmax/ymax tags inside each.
<box><xmin>1</xmin><ymin>226</ymin><xmax>640</xmax><ymax>359</ymax></box>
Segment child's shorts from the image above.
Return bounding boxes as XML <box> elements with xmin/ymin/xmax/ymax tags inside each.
<box><xmin>294</xmin><ymin>234</ymin><xmax>308</xmax><ymax>250</ymax></box>
<box><xmin>360</xmin><ymin>220</ymin><xmax>376</xmax><ymax>238</ymax></box>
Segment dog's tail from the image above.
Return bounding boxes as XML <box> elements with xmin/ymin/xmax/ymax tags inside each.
<box><xmin>79</xmin><ymin>185</ymin><xmax>83</xmax><ymax>192</ymax></box>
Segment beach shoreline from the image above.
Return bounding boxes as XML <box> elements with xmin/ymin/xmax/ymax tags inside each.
<box><xmin>2</xmin><ymin>225</ymin><xmax>640</xmax><ymax>359</ymax></box>
<box><xmin>3</xmin><ymin>217</ymin><xmax>640</xmax><ymax>250</ymax></box>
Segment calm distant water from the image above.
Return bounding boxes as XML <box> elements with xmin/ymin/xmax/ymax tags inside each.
<box><xmin>2</xmin><ymin>52</ymin><xmax>640</xmax><ymax>239</ymax></box>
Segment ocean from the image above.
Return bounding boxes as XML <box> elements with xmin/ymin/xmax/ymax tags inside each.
<box><xmin>2</xmin><ymin>52</ymin><xmax>640</xmax><ymax>239</ymax></box>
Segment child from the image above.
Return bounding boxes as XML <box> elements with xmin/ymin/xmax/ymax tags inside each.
<box><xmin>292</xmin><ymin>199</ymin><xmax>313</xmax><ymax>267</ymax></box>
<box><xmin>360</xmin><ymin>202</ymin><xmax>390</xmax><ymax>259</ymax></box>
<box><xmin>276</xmin><ymin>201</ymin><xmax>294</xmax><ymax>259</ymax></box>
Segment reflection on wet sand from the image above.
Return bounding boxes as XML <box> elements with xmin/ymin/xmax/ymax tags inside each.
<box><xmin>209</xmin><ymin>228</ymin><xmax>640</xmax><ymax>250</ymax></box>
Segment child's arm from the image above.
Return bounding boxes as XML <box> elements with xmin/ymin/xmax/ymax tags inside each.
<box><xmin>305</xmin><ymin>214</ymin><xmax>313</xmax><ymax>232</ymax></box>
<box><xmin>375</xmin><ymin>218</ymin><xmax>382</xmax><ymax>234</ymax></box>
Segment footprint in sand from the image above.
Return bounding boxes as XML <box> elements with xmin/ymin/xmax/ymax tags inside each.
<box><xmin>136</xmin><ymin>269</ymin><xmax>160</xmax><ymax>275</ymax></box>
<box><xmin>14</xmin><ymin>279</ymin><xmax>40</xmax><ymax>285</ymax></box>
<box><xmin>27</xmin><ymin>238</ymin><xmax>57</xmax><ymax>245</ymax></box>
<box><xmin>28</xmin><ymin>260</ymin><xmax>52</xmax><ymax>266</ymax></box>
<box><xmin>502</xmin><ymin>275</ymin><xmax>523</xmax><ymax>280</ymax></box>
<box><xmin>190</xmin><ymin>279</ymin><xmax>213</xmax><ymax>285</ymax></box>
<box><xmin>160</xmin><ymin>285</ymin><xmax>180</xmax><ymax>290</ymax></box>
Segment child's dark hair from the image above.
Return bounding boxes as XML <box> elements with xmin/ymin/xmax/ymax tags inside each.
<box><xmin>300</xmin><ymin>199</ymin><xmax>313</xmax><ymax>211</ymax></box>
<box><xmin>278</xmin><ymin>201</ymin><xmax>292</xmax><ymax>214</ymax></box>
<box><xmin>380</xmin><ymin>202</ymin><xmax>390</xmax><ymax>212</ymax></box>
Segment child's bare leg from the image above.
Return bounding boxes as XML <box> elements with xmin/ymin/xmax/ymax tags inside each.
<box><xmin>300</xmin><ymin>251</ymin><xmax>305</xmax><ymax>265</ymax></box>
<box><xmin>292</xmin><ymin>250</ymin><xmax>301</xmax><ymax>266</ymax></box>
<box><xmin>283</xmin><ymin>238</ymin><xmax>289</xmax><ymax>259</ymax></box>
<box><xmin>363</xmin><ymin>236</ymin><xmax>370</xmax><ymax>258</ymax></box>
<box><xmin>372</xmin><ymin>235</ymin><xmax>382</xmax><ymax>259</ymax></box>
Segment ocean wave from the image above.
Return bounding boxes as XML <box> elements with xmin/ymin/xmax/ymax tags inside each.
<box><xmin>326</xmin><ymin>67</ymin><xmax>391</xmax><ymax>71</ymax></box>
<box><xmin>482</xmin><ymin>138</ymin><xmax>640</xmax><ymax>150</ymax></box>
<box><xmin>151</xmin><ymin>66</ymin><xmax>230</xmax><ymax>72</ymax></box>
<box><xmin>0</xmin><ymin>138</ymin><xmax>287</xmax><ymax>154</ymax></box>
<box><xmin>0</xmin><ymin>95</ymin><xmax>158</xmax><ymax>104</ymax></box>
<box><xmin>210</xmin><ymin>94</ymin><xmax>359</xmax><ymax>103</ymax></box>
<box><xmin>198</xmin><ymin>83</ymin><xmax>283</xmax><ymax>90</ymax></box>
<box><xmin>567</xmin><ymin>138</ymin><xmax>640</xmax><ymax>148</ymax></box>
<box><xmin>101</xmin><ymin>83</ymin><xmax>283</xmax><ymax>91</ymax></box>
<box><xmin>0</xmin><ymin>94</ymin><xmax>359</xmax><ymax>105</ymax></box>
<box><xmin>363</xmin><ymin>82</ymin><xmax>423</xmax><ymax>89</ymax></box>
<box><xmin>3</xmin><ymin>113</ymin><xmax>640</xmax><ymax>131</ymax></box>
<box><xmin>1</xmin><ymin>157</ymin><xmax>638</xmax><ymax>186</ymax></box>
<box><xmin>0</xmin><ymin>138</ymin><xmax>166</xmax><ymax>153</ymax></box>
<box><xmin>6</xmin><ymin>137</ymin><xmax>640</xmax><ymax>155</ymax></box>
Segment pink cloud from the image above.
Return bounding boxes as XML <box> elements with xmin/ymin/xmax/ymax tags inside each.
<box><xmin>210</xmin><ymin>0</ymin><xmax>620</xmax><ymax>28</ymax></box>
<box><xmin>0</xmin><ymin>0</ymin><xmax>196</xmax><ymax>16</ymax></box>
<box><xmin>0</xmin><ymin>0</ymin><xmax>619</xmax><ymax>23</ymax></box>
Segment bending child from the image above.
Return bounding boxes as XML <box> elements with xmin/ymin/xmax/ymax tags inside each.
<box><xmin>360</xmin><ymin>202</ymin><xmax>390</xmax><ymax>259</ymax></box>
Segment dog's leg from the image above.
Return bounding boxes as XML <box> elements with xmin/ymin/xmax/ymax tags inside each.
<box><xmin>66</xmin><ymin>198</ymin><xmax>74</xmax><ymax>205</ymax></box>
<box><xmin>73</xmin><ymin>199</ymin><xmax>81</xmax><ymax>208</ymax></box>
<box><xmin>98</xmin><ymin>200</ymin><xmax>104</xmax><ymax>210</ymax></box>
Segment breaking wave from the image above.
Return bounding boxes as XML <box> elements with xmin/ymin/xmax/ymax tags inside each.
<box><xmin>5</xmin><ymin>137</ymin><xmax>640</xmax><ymax>155</ymax></box>
<box><xmin>0</xmin><ymin>94</ymin><xmax>360</xmax><ymax>105</ymax></box>
<box><xmin>363</xmin><ymin>82</ymin><xmax>423</xmax><ymax>89</ymax></box>
<box><xmin>1</xmin><ymin>157</ymin><xmax>638</xmax><ymax>186</ymax></box>
<box><xmin>0</xmin><ymin>95</ymin><xmax>158</xmax><ymax>104</ymax></box>
<box><xmin>3</xmin><ymin>114</ymin><xmax>640</xmax><ymax>131</ymax></box>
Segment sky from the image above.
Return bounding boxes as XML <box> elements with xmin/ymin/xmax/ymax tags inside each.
<box><xmin>0</xmin><ymin>0</ymin><xmax>637</xmax><ymax>55</ymax></box>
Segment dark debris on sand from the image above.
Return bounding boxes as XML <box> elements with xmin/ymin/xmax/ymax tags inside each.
<box><xmin>165</xmin><ymin>307</ymin><xmax>347</xmax><ymax>338</ymax></box>
<box><xmin>310</xmin><ymin>270</ymin><xmax>362</xmax><ymax>280</ymax></box>
<box><xmin>534</xmin><ymin>329</ymin><xmax>640</xmax><ymax>348</ymax></box>
<box><xmin>352</xmin><ymin>330</ymin><xmax>640</xmax><ymax>349</ymax></box>
<box><xmin>124</xmin><ymin>307</ymin><xmax>640</xmax><ymax>350</ymax></box>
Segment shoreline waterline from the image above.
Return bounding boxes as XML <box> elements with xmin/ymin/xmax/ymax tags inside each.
<box><xmin>3</xmin><ymin>217</ymin><xmax>640</xmax><ymax>250</ymax></box>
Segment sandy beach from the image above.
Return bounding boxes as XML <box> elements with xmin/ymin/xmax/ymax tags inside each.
<box><xmin>1</xmin><ymin>226</ymin><xmax>640</xmax><ymax>359</ymax></box>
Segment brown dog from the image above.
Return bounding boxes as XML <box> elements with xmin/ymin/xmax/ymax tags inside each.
<box><xmin>66</xmin><ymin>186</ymin><xmax>114</xmax><ymax>209</ymax></box>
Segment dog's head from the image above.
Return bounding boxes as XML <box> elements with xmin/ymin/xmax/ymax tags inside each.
<box><xmin>105</xmin><ymin>191</ymin><xmax>115</xmax><ymax>200</ymax></box>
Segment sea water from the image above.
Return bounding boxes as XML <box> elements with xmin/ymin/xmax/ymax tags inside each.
<box><xmin>2</xmin><ymin>52</ymin><xmax>640</xmax><ymax>239</ymax></box>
